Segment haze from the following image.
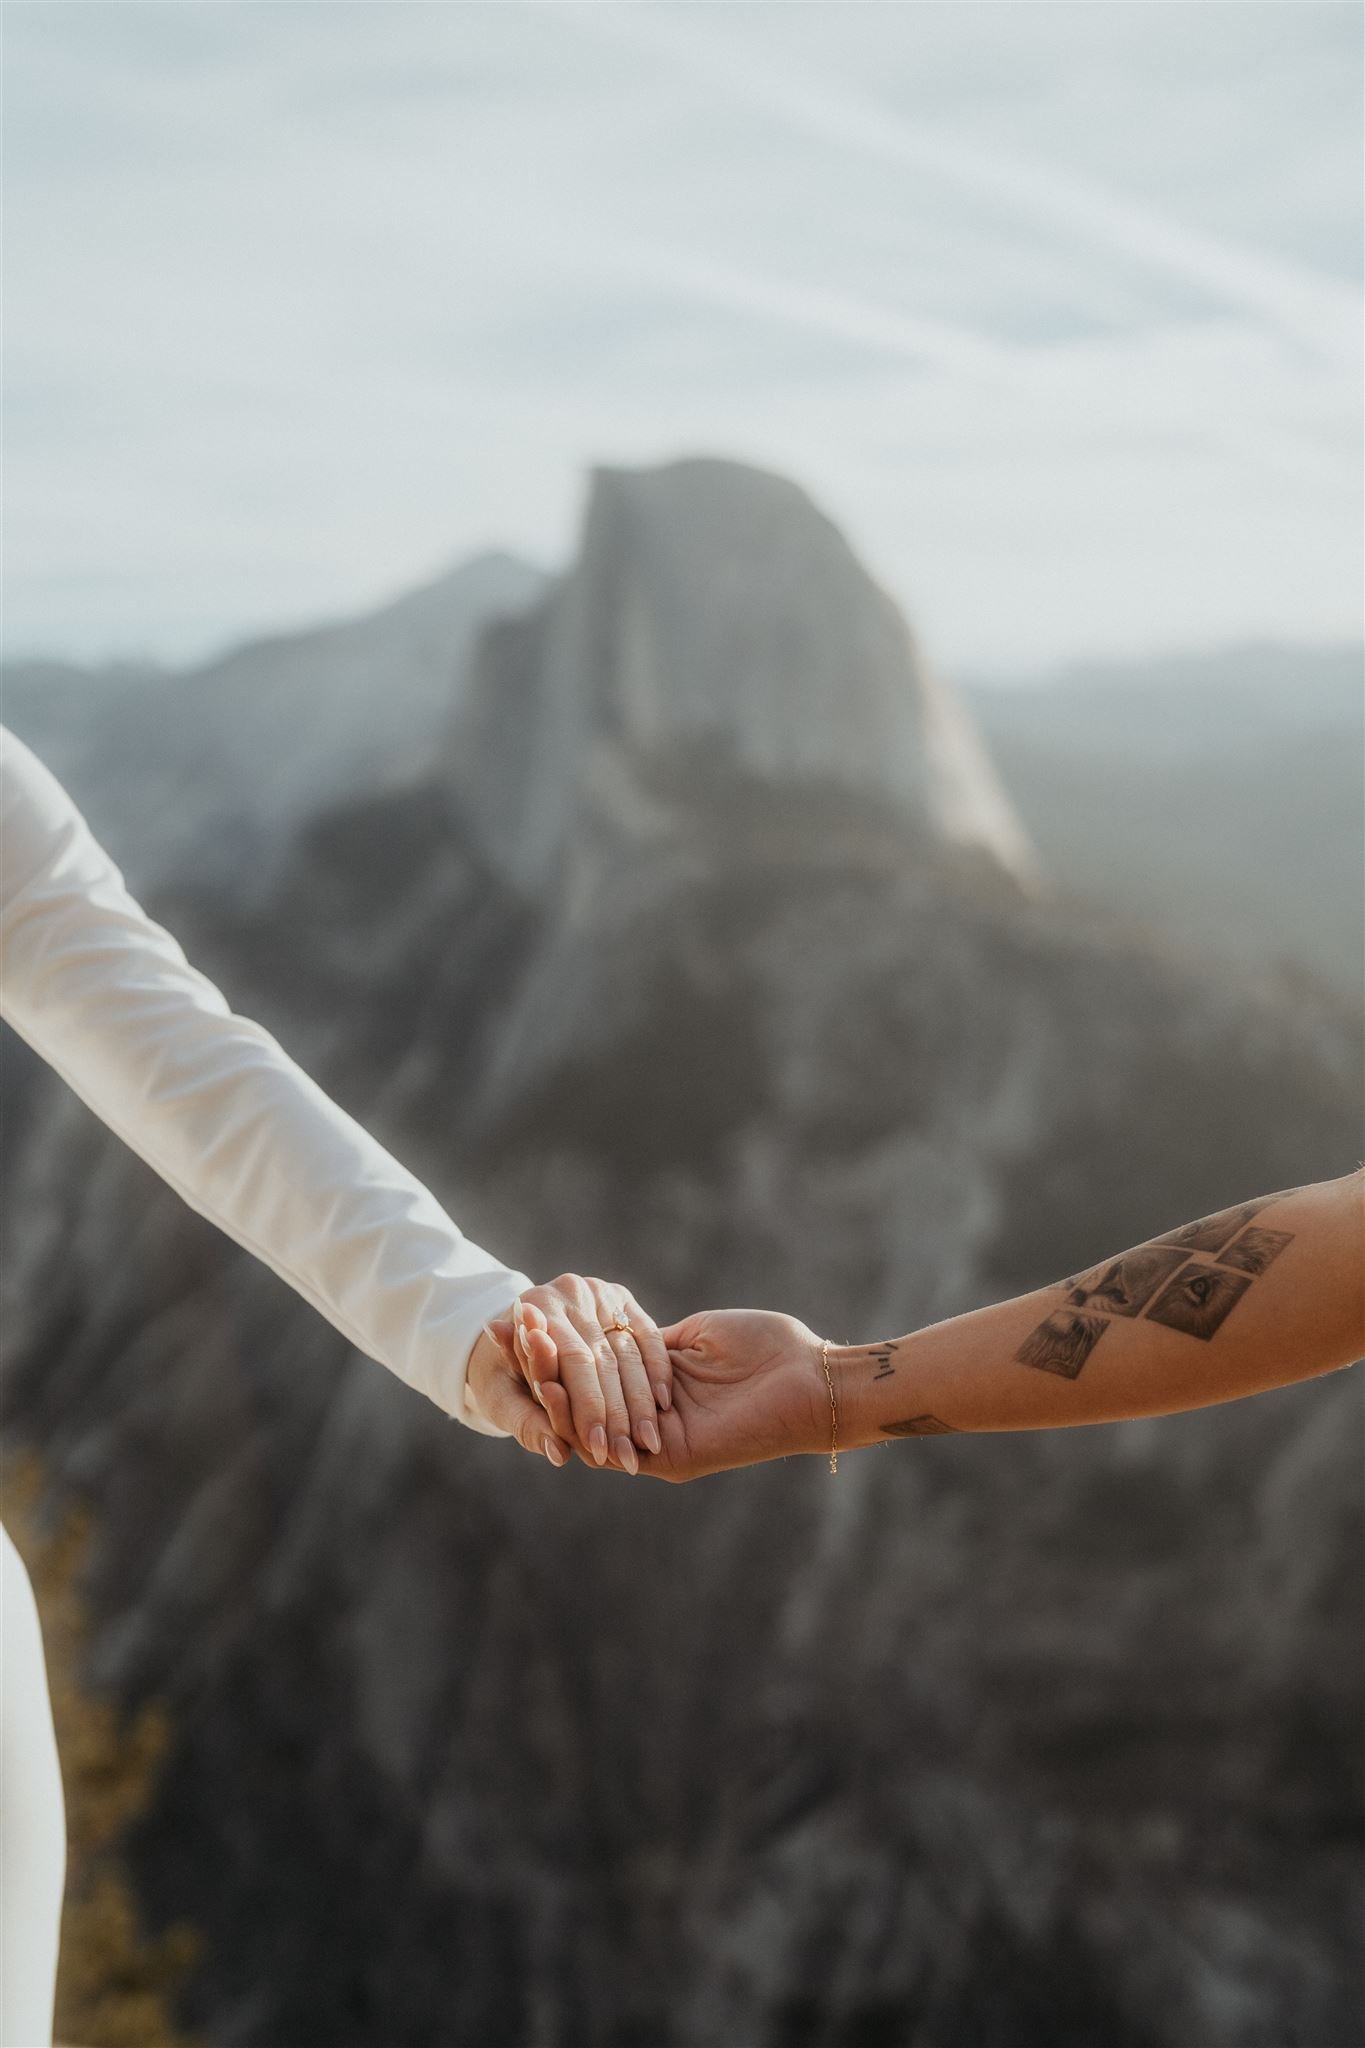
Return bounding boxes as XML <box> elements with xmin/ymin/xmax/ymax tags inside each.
<box><xmin>3</xmin><ymin>0</ymin><xmax>1361</xmax><ymax>673</ymax></box>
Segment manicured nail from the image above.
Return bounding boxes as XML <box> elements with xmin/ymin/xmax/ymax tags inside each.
<box><xmin>544</xmin><ymin>1438</ymin><xmax>566</xmax><ymax>1468</ymax></box>
<box><xmin>590</xmin><ymin>1425</ymin><xmax>609</xmax><ymax>1466</ymax></box>
<box><xmin>532</xmin><ymin>1381</ymin><xmax>545</xmax><ymax>1408</ymax></box>
<box><xmin>639</xmin><ymin>1419</ymin><xmax>661</xmax><ymax>1456</ymax></box>
<box><xmin>615</xmin><ymin>1435</ymin><xmax>639</xmax><ymax>1476</ymax></box>
<box><xmin>655</xmin><ymin>1381</ymin><xmax>671</xmax><ymax>1412</ymax></box>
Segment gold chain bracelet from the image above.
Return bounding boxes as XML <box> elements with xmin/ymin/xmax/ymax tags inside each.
<box><xmin>820</xmin><ymin>1338</ymin><xmax>839</xmax><ymax>1474</ymax></box>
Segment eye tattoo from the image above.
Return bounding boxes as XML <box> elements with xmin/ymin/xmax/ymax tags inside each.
<box><xmin>1144</xmin><ymin>1262</ymin><xmax>1251</xmax><ymax>1340</ymax></box>
<box><xmin>1016</xmin><ymin>1193</ymin><xmax>1292</xmax><ymax>1384</ymax></box>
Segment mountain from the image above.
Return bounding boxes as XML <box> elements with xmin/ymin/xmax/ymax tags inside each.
<box><xmin>965</xmin><ymin>644</ymin><xmax>1364</xmax><ymax>998</ymax></box>
<box><xmin>451</xmin><ymin>459</ymin><xmax>1036</xmax><ymax>893</ymax></box>
<box><xmin>1</xmin><ymin>550</ymin><xmax>547</xmax><ymax>892</ymax></box>
<box><xmin>2</xmin><ymin>462</ymin><xmax>1361</xmax><ymax>2048</ymax></box>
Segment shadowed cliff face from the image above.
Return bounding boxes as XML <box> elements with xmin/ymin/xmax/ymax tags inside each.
<box><xmin>2</xmin><ymin>461</ymin><xmax>1361</xmax><ymax>2048</ymax></box>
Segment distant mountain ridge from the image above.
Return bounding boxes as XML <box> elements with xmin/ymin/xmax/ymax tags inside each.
<box><xmin>1</xmin><ymin>550</ymin><xmax>547</xmax><ymax>891</ymax></box>
<box><xmin>966</xmin><ymin>643</ymin><xmax>1363</xmax><ymax>996</ymax></box>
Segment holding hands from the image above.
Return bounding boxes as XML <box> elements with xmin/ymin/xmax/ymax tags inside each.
<box><xmin>466</xmin><ymin>1173</ymin><xmax>1364</xmax><ymax>1480</ymax></box>
<box><xmin>467</xmin><ymin>1275</ymin><xmax>675</xmax><ymax>1472</ymax></box>
<box><xmin>469</xmin><ymin>1286</ymin><xmax>828</xmax><ymax>1481</ymax></box>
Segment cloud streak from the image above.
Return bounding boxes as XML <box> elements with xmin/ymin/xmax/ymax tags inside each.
<box><xmin>567</xmin><ymin>6</ymin><xmax>1358</xmax><ymax>369</ymax></box>
<box><xmin>2</xmin><ymin>3</ymin><xmax>1359</xmax><ymax>670</ymax></box>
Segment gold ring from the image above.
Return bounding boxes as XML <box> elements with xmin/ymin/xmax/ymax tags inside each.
<box><xmin>603</xmin><ymin>1314</ymin><xmax>633</xmax><ymax>1336</ymax></box>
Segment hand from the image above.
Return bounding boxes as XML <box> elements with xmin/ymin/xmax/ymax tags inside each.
<box><xmin>551</xmin><ymin>1308</ymin><xmax>830</xmax><ymax>1483</ymax></box>
<box><xmin>480</xmin><ymin>1275</ymin><xmax>673</xmax><ymax>1474</ymax></box>
<box><xmin>465</xmin><ymin>1322</ymin><xmax>574</xmax><ymax>1466</ymax></box>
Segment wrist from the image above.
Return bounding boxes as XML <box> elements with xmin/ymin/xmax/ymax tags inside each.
<box><xmin>825</xmin><ymin>1338</ymin><xmax>907</xmax><ymax>1451</ymax></box>
<box><xmin>463</xmin><ymin>1330</ymin><xmax>507</xmax><ymax>1425</ymax></box>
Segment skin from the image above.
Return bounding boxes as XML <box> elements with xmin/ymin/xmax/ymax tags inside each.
<box><xmin>503</xmin><ymin>1171</ymin><xmax>1364</xmax><ymax>1482</ymax></box>
<box><xmin>466</xmin><ymin>1274</ymin><xmax>672</xmax><ymax>1471</ymax></box>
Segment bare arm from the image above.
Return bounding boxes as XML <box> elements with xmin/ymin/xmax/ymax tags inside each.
<box><xmin>834</xmin><ymin>1171</ymin><xmax>1364</xmax><ymax>1443</ymax></box>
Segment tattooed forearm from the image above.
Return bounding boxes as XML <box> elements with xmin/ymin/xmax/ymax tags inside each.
<box><xmin>853</xmin><ymin>1178</ymin><xmax>1354</xmax><ymax>1448</ymax></box>
<box><xmin>1014</xmin><ymin>1191</ymin><xmax>1297</xmax><ymax>1379</ymax></box>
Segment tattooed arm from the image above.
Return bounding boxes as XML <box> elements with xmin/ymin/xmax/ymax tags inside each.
<box><xmin>565</xmin><ymin>1174</ymin><xmax>1362</xmax><ymax>1480</ymax></box>
<box><xmin>834</xmin><ymin>1172</ymin><xmax>1364</xmax><ymax>1444</ymax></box>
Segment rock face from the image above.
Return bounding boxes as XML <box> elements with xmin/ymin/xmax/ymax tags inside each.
<box><xmin>2</xmin><ymin>461</ymin><xmax>1361</xmax><ymax>2048</ymax></box>
<box><xmin>451</xmin><ymin>459</ymin><xmax>1036</xmax><ymax>891</ymax></box>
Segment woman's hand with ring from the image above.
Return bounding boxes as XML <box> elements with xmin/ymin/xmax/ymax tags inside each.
<box><xmin>485</xmin><ymin>1273</ymin><xmax>672</xmax><ymax>1473</ymax></box>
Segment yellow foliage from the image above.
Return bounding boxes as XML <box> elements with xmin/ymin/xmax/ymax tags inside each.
<box><xmin>3</xmin><ymin>1457</ymin><xmax>202</xmax><ymax>2048</ymax></box>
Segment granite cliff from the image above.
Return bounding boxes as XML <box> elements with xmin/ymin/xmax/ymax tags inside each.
<box><xmin>2</xmin><ymin>462</ymin><xmax>1359</xmax><ymax>2047</ymax></box>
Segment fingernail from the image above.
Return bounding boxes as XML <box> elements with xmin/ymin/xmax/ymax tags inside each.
<box><xmin>544</xmin><ymin>1439</ymin><xmax>566</xmax><ymax>1468</ymax></box>
<box><xmin>655</xmin><ymin>1381</ymin><xmax>671</xmax><ymax>1411</ymax></box>
<box><xmin>590</xmin><ymin>1425</ymin><xmax>608</xmax><ymax>1466</ymax></box>
<box><xmin>639</xmin><ymin>1419</ymin><xmax>661</xmax><ymax>1456</ymax></box>
<box><xmin>532</xmin><ymin>1381</ymin><xmax>545</xmax><ymax>1408</ymax></box>
<box><xmin>615</xmin><ymin>1435</ymin><xmax>639</xmax><ymax>1476</ymax></box>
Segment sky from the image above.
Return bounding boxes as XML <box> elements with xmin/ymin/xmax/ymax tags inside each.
<box><xmin>3</xmin><ymin>1</ymin><xmax>1362</xmax><ymax>677</ymax></box>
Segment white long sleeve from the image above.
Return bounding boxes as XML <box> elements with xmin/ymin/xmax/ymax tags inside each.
<box><xmin>0</xmin><ymin>725</ymin><xmax>520</xmax><ymax>1433</ymax></box>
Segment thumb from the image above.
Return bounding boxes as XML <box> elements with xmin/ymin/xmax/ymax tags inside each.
<box><xmin>474</xmin><ymin>1350</ymin><xmax>572</xmax><ymax>1468</ymax></box>
<box><xmin>658</xmin><ymin>1313</ymin><xmax>706</xmax><ymax>1354</ymax></box>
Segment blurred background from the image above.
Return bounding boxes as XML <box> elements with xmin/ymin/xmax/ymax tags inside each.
<box><xmin>2</xmin><ymin>5</ymin><xmax>1361</xmax><ymax>2046</ymax></box>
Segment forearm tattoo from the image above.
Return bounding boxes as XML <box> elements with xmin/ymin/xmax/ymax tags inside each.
<box><xmin>872</xmin><ymin>1191</ymin><xmax>1298</xmax><ymax>1437</ymax></box>
<box><xmin>1015</xmin><ymin>1309</ymin><xmax>1109</xmax><ymax>1379</ymax></box>
<box><xmin>1013</xmin><ymin>1192</ymin><xmax>1293</xmax><ymax>1380</ymax></box>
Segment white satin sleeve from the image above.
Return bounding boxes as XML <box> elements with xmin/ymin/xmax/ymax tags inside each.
<box><xmin>0</xmin><ymin>725</ymin><xmax>520</xmax><ymax>1433</ymax></box>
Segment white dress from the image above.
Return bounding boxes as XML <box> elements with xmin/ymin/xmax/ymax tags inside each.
<box><xmin>0</xmin><ymin>726</ymin><xmax>521</xmax><ymax>2046</ymax></box>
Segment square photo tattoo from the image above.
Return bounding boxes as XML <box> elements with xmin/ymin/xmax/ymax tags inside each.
<box><xmin>1015</xmin><ymin>1310</ymin><xmax>1108</xmax><ymax>1380</ymax></box>
<box><xmin>1067</xmin><ymin>1246</ymin><xmax>1187</xmax><ymax>1317</ymax></box>
<box><xmin>1218</xmin><ymin>1227</ymin><xmax>1292</xmax><ymax>1277</ymax></box>
<box><xmin>1145</xmin><ymin>1263</ymin><xmax>1251</xmax><ymax>1340</ymax></box>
